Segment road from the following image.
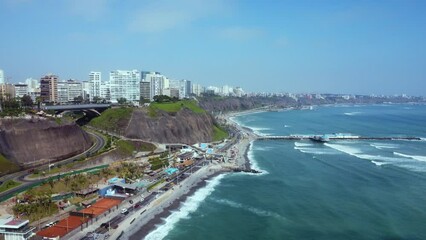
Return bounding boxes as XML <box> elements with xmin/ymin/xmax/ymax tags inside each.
<box><xmin>0</xmin><ymin>130</ymin><xmax>106</xmax><ymax>202</ymax></box>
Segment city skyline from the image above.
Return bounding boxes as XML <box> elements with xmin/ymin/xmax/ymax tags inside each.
<box><xmin>1</xmin><ymin>0</ymin><xmax>425</xmax><ymax>96</ymax></box>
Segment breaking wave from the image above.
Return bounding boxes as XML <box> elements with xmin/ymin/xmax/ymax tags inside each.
<box><xmin>144</xmin><ymin>174</ymin><xmax>226</xmax><ymax>240</ymax></box>
<box><xmin>394</xmin><ymin>152</ymin><xmax>426</xmax><ymax>162</ymax></box>
<box><xmin>212</xmin><ymin>198</ymin><xmax>287</xmax><ymax>221</ymax></box>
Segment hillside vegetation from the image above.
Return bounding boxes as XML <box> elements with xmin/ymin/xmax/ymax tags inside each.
<box><xmin>149</xmin><ymin>100</ymin><xmax>205</xmax><ymax>117</ymax></box>
<box><xmin>0</xmin><ymin>154</ymin><xmax>20</xmax><ymax>175</ymax></box>
<box><xmin>89</xmin><ymin>107</ymin><xmax>133</xmax><ymax>132</ymax></box>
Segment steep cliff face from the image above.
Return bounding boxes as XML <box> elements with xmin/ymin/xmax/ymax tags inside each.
<box><xmin>0</xmin><ymin>118</ymin><xmax>92</xmax><ymax>167</ymax></box>
<box><xmin>125</xmin><ymin>108</ymin><xmax>215</xmax><ymax>144</ymax></box>
<box><xmin>198</xmin><ymin>96</ymin><xmax>298</xmax><ymax>113</ymax></box>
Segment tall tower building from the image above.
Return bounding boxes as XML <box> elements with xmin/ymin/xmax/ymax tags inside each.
<box><xmin>40</xmin><ymin>74</ymin><xmax>59</xmax><ymax>103</ymax></box>
<box><xmin>109</xmin><ymin>70</ymin><xmax>140</xmax><ymax>104</ymax></box>
<box><xmin>0</xmin><ymin>69</ymin><xmax>4</xmax><ymax>84</ymax></box>
<box><xmin>89</xmin><ymin>71</ymin><xmax>101</xmax><ymax>101</ymax></box>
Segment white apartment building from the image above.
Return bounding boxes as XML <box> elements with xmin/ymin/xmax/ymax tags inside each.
<box><xmin>57</xmin><ymin>81</ymin><xmax>68</xmax><ymax>104</ymax></box>
<box><xmin>109</xmin><ymin>70</ymin><xmax>140</xmax><ymax>104</ymax></box>
<box><xmin>25</xmin><ymin>78</ymin><xmax>40</xmax><ymax>101</ymax></box>
<box><xmin>192</xmin><ymin>83</ymin><xmax>204</xmax><ymax>96</ymax></box>
<box><xmin>67</xmin><ymin>80</ymin><xmax>83</xmax><ymax>102</ymax></box>
<box><xmin>0</xmin><ymin>69</ymin><xmax>4</xmax><ymax>84</ymax></box>
<box><xmin>180</xmin><ymin>79</ymin><xmax>192</xmax><ymax>98</ymax></box>
<box><xmin>14</xmin><ymin>83</ymin><xmax>28</xmax><ymax>98</ymax></box>
<box><xmin>143</xmin><ymin>72</ymin><xmax>165</xmax><ymax>101</ymax></box>
<box><xmin>100</xmin><ymin>81</ymin><xmax>110</xmax><ymax>101</ymax></box>
<box><xmin>81</xmin><ymin>81</ymin><xmax>91</xmax><ymax>100</ymax></box>
<box><xmin>89</xmin><ymin>71</ymin><xmax>101</xmax><ymax>101</ymax></box>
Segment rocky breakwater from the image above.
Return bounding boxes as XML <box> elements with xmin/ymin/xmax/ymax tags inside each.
<box><xmin>0</xmin><ymin>118</ymin><xmax>92</xmax><ymax>168</ymax></box>
<box><xmin>125</xmin><ymin>108</ymin><xmax>216</xmax><ymax>144</ymax></box>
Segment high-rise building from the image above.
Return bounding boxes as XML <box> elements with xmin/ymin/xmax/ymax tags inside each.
<box><xmin>81</xmin><ymin>81</ymin><xmax>91</xmax><ymax>101</ymax></box>
<box><xmin>0</xmin><ymin>69</ymin><xmax>4</xmax><ymax>84</ymax></box>
<box><xmin>40</xmin><ymin>74</ymin><xmax>58</xmax><ymax>103</ymax></box>
<box><xmin>181</xmin><ymin>79</ymin><xmax>192</xmax><ymax>98</ymax></box>
<box><xmin>89</xmin><ymin>71</ymin><xmax>101</xmax><ymax>101</ymax></box>
<box><xmin>0</xmin><ymin>84</ymin><xmax>15</xmax><ymax>100</ymax></box>
<box><xmin>109</xmin><ymin>70</ymin><xmax>140</xmax><ymax>104</ymax></box>
<box><xmin>25</xmin><ymin>78</ymin><xmax>40</xmax><ymax>102</ymax></box>
<box><xmin>140</xmin><ymin>81</ymin><xmax>151</xmax><ymax>101</ymax></box>
<box><xmin>67</xmin><ymin>80</ymin><xmax>83</xmax><ymax>102</ymax></box>
<box><xmin>57</xmin><ymin>81</ymin><xmax>68</xmax><ymax>104</ymax></box>
<box><xmin>100</xmin><ymin>81</ymin><xmax>110</xmax><ymax>101</ymax></box>
<box><xmin>192</xmin><ymin>84</ymin><xmax>204</xmax><ymax>96</ymax></box>
<box><xmin>143</xmin><ymin>72</ymin><xmax>165</xmax><ymax>101</ymax></box>
<box><xmin>14</xmin><ymin>83</ymin><xmax>28</xmax><ymax>98</ymax></box>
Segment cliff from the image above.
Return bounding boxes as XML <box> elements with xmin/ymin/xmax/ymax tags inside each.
<box><xmin>0</xmin><ymin>118</ymin><xmax>92</xmax><ymax>168</ymax></box>
<box><xmin>125</xmin><ymin>108</ymin><xmax>216</xmax><ymax>144</ymax></box>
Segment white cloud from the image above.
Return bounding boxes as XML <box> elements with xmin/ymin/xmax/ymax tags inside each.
<box><xmin>128</xmin><ymin>0</ymin><xmax>226</xmax><ymax>33</ymax></box>
<box><xmin>218</xmin><ymin>26</ymin><xmax>264</xmax><ymax>41</ymax></box>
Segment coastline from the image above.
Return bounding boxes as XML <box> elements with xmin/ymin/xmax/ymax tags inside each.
<box><xmin>121</xmin><ymin>112</ymin><xmax>256</xmax><ymax>240</ymax></box>
<box><xmin>127</xmin><ymin>171</ymin><xmax>224</xmax><ymax>240</ymax></box>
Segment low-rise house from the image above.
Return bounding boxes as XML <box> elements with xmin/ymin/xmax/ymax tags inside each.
<box><xmin>0</xmin><ymin>215</ymin><xmax>35</xmax><ymax>240</ymax></box>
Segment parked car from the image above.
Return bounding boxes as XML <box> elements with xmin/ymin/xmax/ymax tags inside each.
<box><xmin>121</xmin><ymin>208</ymin><xmax>128</xmax><ymax>215</ymax></box>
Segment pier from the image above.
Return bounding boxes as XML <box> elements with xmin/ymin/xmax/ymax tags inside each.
<box><xmin>257</xmin><ymin>135</ymin><xmax>422</xmax><ymax>141</ymax></box>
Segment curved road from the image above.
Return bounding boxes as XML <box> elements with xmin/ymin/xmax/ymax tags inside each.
<box><xmin>0</xmin><ymin>130</ymin><xmax>106</xmax><ymax>202</ymax></box>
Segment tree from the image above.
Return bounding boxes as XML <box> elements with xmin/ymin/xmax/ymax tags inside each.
<box><xmin>93</xmin><ymin>96</ymin><xmax>101</xmax><ymax>103</ymax></box>
<box><xmin>21</xmin><ymin>95</ymin><xmax>33</xmax><ymax>107</ymax></box>
<box><xmin>73</xmin><ymin>96</ymin><xmax>83</xmax><ymax>103</ymax></box>
<box><xmin>117</xmin><ymin>97</ymin><xmax>127</xmax><ymax>104</ymax></box>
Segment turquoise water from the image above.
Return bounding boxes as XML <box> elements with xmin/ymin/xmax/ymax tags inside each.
<box><xmin>141</xmin><ymin>104</ymin><xmax>426</xmax><ymax>240</ymax></box>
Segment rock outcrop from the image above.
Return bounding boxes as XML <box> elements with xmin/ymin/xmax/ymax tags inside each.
<box><xmin>125</xmin><ymin>108</ymin><xmax>215</xmax><ymax>144</ymax></box>
<box><xmin>0</xmin><ymin>118</ymin><xmax>92</xmax><ymax>167</ymax></box>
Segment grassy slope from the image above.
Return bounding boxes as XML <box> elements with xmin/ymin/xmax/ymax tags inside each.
<box><xmin>89</xmin><ymin>107</ymin><xmax>133</xmax><ymax>132</ymax></box>
<box><xmin>0</xmin><ymin>154</ymin><xmax>20</xmax><ymax>176</ymax></box>
<box><xmin>116</xmin><ymin>140</ymin><xmax>156</xmax><ymax>155</ymax></box>
<box><xmin>0</xmin><ymin>180</ymin><xmax>21</xmax><ymax>193</ymax></box>
<box><xmin>149</xmin><ymin>100</ymin><xmax>206</xmax><ymax>114</ymax></box>
<box><xmin>213</xmin><ymin>125</ymin><xmax>229</xmax><ymax>141</ymax></box>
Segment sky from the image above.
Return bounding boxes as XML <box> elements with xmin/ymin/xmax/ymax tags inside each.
<box><xmin>0</xmin><ymin>0</ymin><xmax>425</xmax><ymax>96</ymax></box>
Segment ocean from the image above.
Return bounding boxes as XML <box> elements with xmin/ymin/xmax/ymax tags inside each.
<box><xmin>142</xmin><ymin>104</ymin><xmax>426</xmax><ymax>240</ymax></box>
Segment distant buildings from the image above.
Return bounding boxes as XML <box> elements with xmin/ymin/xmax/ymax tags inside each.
<box><xmin>0</xmin><ymin>68</ymin><xmax>248</xmax><ymax>106</ymax></box>
<box><xmin>40</xmin><ymin>74</ymin><xmax>59</xmax><ymax>103</ymax></box>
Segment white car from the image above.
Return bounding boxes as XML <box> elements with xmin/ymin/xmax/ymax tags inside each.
<box><xmin>121</xmin><ymin>208</ymin><xmax>128</xmax><ymax>214</ymax></box>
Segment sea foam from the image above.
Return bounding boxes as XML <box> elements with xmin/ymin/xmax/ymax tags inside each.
<box><xmin>324</xmin><ymin>143</ymin><xmax>404</xmax><ymax>163</ymax></box>
<box><xmin>294</xmin><ymin>142</ymin><xmax>313</xmax><ymax>147</ymax></box>
<box><xmin>144</xmin><ymin>174</ymin><xmax>226</xmax><ymax>240</ymax></box>
<box><xmin>212</xmin><ymin>198</ymin><xmax>286</xmax><ymax>221</ymax></box>
<box><xmin>370</xmin><ymin>143</ymin><xmax>399</xmax><ymax>150</ymax></box>
<box><xmin>394</xmin><ymin>152</ymin><xmax>426</xmax><ymax>162</ymax></box>
<box><xmin>344</xmin><ymin>112</ymin><xmax>362</xmax><ymax>116</ymax></box>
<box><xmin>247</xmin><ymin>141</ymin><xmax>269</xmax><ymax>175</ymax></box>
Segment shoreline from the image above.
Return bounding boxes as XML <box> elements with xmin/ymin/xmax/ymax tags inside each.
<box><xmin>122</xmin><ymin>112</ymin><xmax>257</xmax><ymax>240</ymax></box>
<box><xmin>128</xmin><ymin>170</ymin><xmax>225</xmax><ymax>240</ymax></box>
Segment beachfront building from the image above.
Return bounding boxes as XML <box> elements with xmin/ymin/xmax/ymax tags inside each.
<box><xmin>0</xmin><ymin>215</ymin><xmax>35</xmax><ymax>240</ymax></box>
<box><xmin>109</xmin><ymin>70</ymin><xmax>140</xmax><ymax>104</ymax></box>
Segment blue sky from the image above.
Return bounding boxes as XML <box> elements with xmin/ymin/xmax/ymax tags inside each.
<box><xmin>0</xmin><ymin>0</ymin><xmax>425</xmax><ymax>96</ymax></box>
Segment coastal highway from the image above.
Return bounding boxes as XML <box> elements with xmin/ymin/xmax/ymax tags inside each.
<box><xmin>0</xmin><ymin>130</ymin><xmax>106</xmax><ymax>202</ymax></box>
